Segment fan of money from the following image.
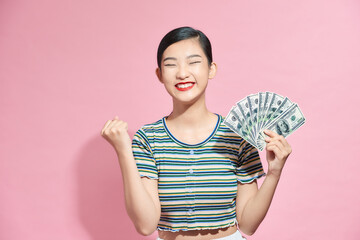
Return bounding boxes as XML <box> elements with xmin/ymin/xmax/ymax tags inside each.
<box><xmin>224</xmin><ymin>92</ymin><xmax>305</xmax><ymax>151</ymax></box>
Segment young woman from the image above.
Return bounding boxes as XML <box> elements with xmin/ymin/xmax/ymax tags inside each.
<box><xmin>101</xmin><ymin>27</ymin><xmax>292</xmax><ymax>240</ymax></box>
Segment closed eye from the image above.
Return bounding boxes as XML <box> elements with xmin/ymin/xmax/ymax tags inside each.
<box><xmin>190</xmin><ymin>61</ymin><xmax>201</xmax><ymax>64</ymax></box>
<box><xmin>164</xmin><ymin>64</ymin><xmax>176</xmax><ymax>67</ymax></box>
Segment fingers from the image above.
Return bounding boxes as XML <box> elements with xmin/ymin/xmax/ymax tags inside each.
<box><xmin>264</xmin><ymin>129</ymin><xmax>292</xmax><ymax>157</ymax></box>
<box><xmin>264</xmin><ymin>130</ymin><xmax>287</xmax><ymax>146</ymax></box>
<box><xmin>101</xmin><ymin>116</ymin><xmax>126</xmax><ymax>136</ymax></box>
<box><xmin>106</xmin><ymin>117</ymin><xmax>121</xmax><ymax>131</ymax></box>
<box><xmin>266</xmin><ymin>143</ymin><xmax>282</xmax><ymax>159</ymax></box>
<box><xmin>263</xmin><ymin>129</ymin><xmax>277</xmax><ymax>138</ymax></box>
<box><xmin>101</xmin><ymin>120</ymin><xmax>112</xmax><ymax>135</ymax></box>
<box><xmin>264</xmin><ymin>132</ymin><xmax>285</xmax><ymax>148</ymax></box>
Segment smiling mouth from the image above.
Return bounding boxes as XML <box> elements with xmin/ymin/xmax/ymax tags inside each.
<box><xmin>175</xmin><ymin>82</ymin><xmax>195</xmax><ymax>91</ymax></box>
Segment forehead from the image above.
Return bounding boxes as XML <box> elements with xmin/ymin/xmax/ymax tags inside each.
<box><xmin>162</xmin><ymin>38</ymin><xmax>204</xmax><ymax>58</ymax></box>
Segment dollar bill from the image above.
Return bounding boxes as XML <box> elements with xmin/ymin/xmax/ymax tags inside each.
<box><xmin>259</xmin><ymin>103</ymin><xmax>305</xmax><ymax>140</ymax></box>
<box><xmin>247</xmin><ymin>93</ymin><xmax>260</xmax><ymax>137</ymax></box>
<box><xmin>236</xmin><ymin>97</ymin><xmax>257</xmax><ymax>140</ymax></box>
<box><xmin>259</xmin><ymin>92</ymin><xmax>273</xmax><ymax>130</ymax></box>
<box><xmin>262</xmin><ymin>93</ymin><xmax>285</xmax><ymax>128</ymax></box>
<box><xmin>224</xmin><ymin>107</ymin><xmax>257</xmax><ymax>148</ymax></box>
<box><xmin>263</xmin><ymin>97</ymin><xmax>293</xmax><ymax>130</ymax></box>
<box><xmin>256</xmin><ymin>137</ymin><xmax>266</xmax><ymax>151</ymax></box>
<box><xmin>225</xmin><ymin>92</ymin><xmax>305</xmax><ymax>151</ymax></box>
<box><xmin>257</xmin><ymin>92</ymin><xmax>266</xmax><ymax>132</ymax></box>
<box><xmin>232</xmin><ymin>105</ymin><xmax>256</xmax><ymax>142</ymax></box>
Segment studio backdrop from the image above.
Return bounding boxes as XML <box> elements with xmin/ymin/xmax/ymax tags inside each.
<box><xmin>1</xmin><ymin>0</ymin><xmax>359</xmax><ymax>239</ymax></box>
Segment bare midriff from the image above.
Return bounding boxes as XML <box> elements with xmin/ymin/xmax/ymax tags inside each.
<box><xmin>158</xmin><ymin>225</ymin><xmax>238</xmax><ymax>240</ymax></box>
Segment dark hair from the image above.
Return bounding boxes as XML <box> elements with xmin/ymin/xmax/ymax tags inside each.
<box><xmin>157</xmin><ymin>26</ymin><xmax>213</xmax><ymax>69</ymax></box>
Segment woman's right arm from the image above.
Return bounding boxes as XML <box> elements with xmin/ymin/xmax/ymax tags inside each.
<box><xmin>101</xmin><ymin>116</ymin><xmax>161</xmax><ymax>235</ymax></box>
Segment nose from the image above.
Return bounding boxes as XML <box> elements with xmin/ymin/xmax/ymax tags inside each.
<box><xmin>176</xmin><ymin>64</ymin><xmax>190</xmax><ymax>80</ymax></box>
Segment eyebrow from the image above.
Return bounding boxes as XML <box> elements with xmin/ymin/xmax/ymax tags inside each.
<box><xmin>187</xmin><ymin>54</ymin><xmax>202</xmax><ymax>59</ymax></box>
<box><xmin>163</xmin><ymin>54</ymin><xmax>203</xmax><ymax>62</ymax></box>
<box><xmin>163</xmin><ymin>57</ymin><xmax>177</xmax><ymax>62</ymax></box>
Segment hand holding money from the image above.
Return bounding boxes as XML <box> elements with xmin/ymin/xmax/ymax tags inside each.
<box><xmin>264</xmin><ymin>129</ymin><xmax>292</xmax><ymax>176</ymax></box>
<box><xmin>224</xmin><ymin>92</ymin><xmax>305</xmax><ymax>151</ymax></box>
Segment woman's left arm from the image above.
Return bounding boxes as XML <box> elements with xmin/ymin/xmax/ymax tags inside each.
<box><xmin>236</xmin><ymin>129</ymin><xmax>292</xmax><ymax>236</ymax></box>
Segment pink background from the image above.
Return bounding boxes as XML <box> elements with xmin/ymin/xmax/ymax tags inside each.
<box><xmin>1</xmin><ymin>0</ymin><xmax>360</xmax><ymax>239</ymax></box>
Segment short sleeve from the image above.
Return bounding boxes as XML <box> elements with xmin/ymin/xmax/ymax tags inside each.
<box><xmin>236</xmin><ymin>140</ymin><xmax>265</xmax><ymax>183</ymax></box>
<box><xmin>132</xmin><ymin>129</ymin><xmax>158</xmax><ymax>179</ymax></box>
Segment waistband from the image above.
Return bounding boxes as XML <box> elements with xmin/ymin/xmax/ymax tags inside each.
<box><xmin>156</xmin><ymin>229</ymin><xmax>246</xmax><ymax>240</ymax></box>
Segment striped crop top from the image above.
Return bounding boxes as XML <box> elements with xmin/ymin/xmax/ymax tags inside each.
<box><xmin>132</xmin><ymin>114</ymin><xmax>265</xmax><ymax>232</ymax></box>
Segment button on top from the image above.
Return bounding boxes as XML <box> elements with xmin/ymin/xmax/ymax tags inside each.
<box><xmin>188</xmin><ymin>209</ymin><xmax>194</xmax><ymax>214</ymax></box>
<box><xmin>188</xmin><ymin>188</ymin><xmax>193</xmax><ymax>193</ymax></box>
<box><xmin>189</xmin><ymin>169</ymin><xmax>194</xmax><ymax>174</ymax></box>
<box><xmin>189</xmin><ymin>149</ymin><xmax>194</xmax><ymax>155</ymax></box>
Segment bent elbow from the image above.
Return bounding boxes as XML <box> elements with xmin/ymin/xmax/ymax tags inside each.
<box><xmin>135</xmin><ymin>225</ymin><xmax>157</xmax><ymax>236</ymax></box>
<box><xmin>241</xmin><ymin>226</ymin><xmax>259</xmax><ymax>236</ymax></box>
<box><xmin>237</xmin><ymin>221</ymin><xmax>258</xmax><ymax>236</ymax></box>
<box><xmin>243</xmin><ymin>229</ymin><xmax>255</xmax><ymax>236</ymax></box>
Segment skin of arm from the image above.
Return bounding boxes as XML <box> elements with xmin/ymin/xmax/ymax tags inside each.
<box><xmin>101</xmin><ymin>116</ymin><xmax>161</xmax><ymax>236</ymax></box>
<box><xmin>236</xmin><ymin>129</ymin><xmax>292</xmax><ymax>235</ymax></box>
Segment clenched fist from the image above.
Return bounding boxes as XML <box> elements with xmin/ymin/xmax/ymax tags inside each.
<box><xmin>101</xmin><ymin>116</ymin><xmax>132</xmax><ymax>154</ymax></box>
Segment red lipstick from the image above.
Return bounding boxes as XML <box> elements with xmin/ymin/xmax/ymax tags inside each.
<box><xmin>175</xmin><ymin>82</ymin><xmax>195</xmax><ymax>91</ymax></box>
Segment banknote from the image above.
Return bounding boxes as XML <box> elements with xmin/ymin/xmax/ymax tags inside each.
<box><xmin>259</xmin><ymin>92</ymin><xmax>273</xmax><ymax>130</ymax></box>
<box><xmin>236</xmin><ymin>98</ymin><xmax>257</xmax><ymax>140</ymax></box>
<box><xmin>263</xmin><ymin>97</ymin><xmax>293</xmax><ymax>129</ymax></box>
<box><xmin>225</xmin><ymin>92</ymin><xmax>305</xmax><ymax>151</ymax></box>
<box><xmin>258</xmin><ymin>103</ymin><xmax>305</xmax><ymax>141</ymax></box>
<box><xmin>224</xmin><ymin>107</ymin><xmax>257</xmax><ymax>148</ymax></box>
<box><xmin>257</xmin><ymin>93</ymin><xmax>286</xmax><ymax>140</ymax></box>
<box><xmin>232</xmin><ymin>105</ymin><xmax>256</xmax><ymax>142</ymax></box>
<box><xmin>262</xmin><ymin>93</ymin><xmax>285</xmax><ymax>126</ymax></box>
<box><xmin>247</xmin><ymin>94</ymin><xmax>260</xmax><ymax>136</ymax></box>
<box><xmin>257</xmin><ymin>92</ymin><xmax>266</xmax><ymax>131</ymax></box>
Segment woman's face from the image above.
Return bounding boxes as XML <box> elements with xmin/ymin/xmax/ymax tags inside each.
<box><xmin>156</xmin><ymin>38</ymin><xmax>216</xmax><ymax>105</ymax></box>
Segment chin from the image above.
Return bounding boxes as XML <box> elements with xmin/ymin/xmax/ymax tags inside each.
<box><xmin>173</xmin><ymin>95</ymin><xmax>203</xmax><ymax>106</ymax></box>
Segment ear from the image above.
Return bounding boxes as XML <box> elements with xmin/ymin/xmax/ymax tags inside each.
<box><xmin>208</xmin><ymin>62</ymin><xmax>217</xmax><ymax>79</ymax></box>
<box><xmin>156</xmin><ymin>68</ymin><xmax>163</xmax><ymax>83</ymax></box>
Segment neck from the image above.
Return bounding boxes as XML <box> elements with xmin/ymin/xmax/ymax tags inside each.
<box><xmin>168</xmin><ymin>94</ymin><xmax>213</xmax><ymax>127</ymax></box>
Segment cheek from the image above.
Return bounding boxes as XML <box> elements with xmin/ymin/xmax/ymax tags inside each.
<box><xmin>193</xmin><ymin>66</ymin><xmax>210</xmax><ymax>78</ymax></box>
<box><xmin>160</xmin><ymin>70</ymin><xmax>174</xmax><ymax>82</ymax></box>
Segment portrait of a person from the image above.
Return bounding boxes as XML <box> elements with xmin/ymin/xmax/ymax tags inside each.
<box><xmin>276</xmin><ymin>120</ymin><xmax>290</xmax><ymax>135</ymax></box>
